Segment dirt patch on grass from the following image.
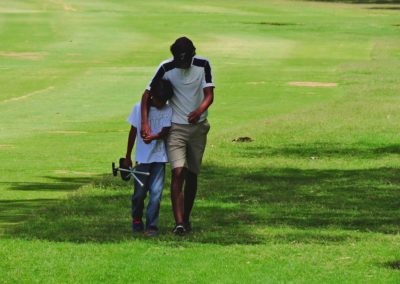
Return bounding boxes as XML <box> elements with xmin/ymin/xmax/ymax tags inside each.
<box><xmin>288</xmin><ymin>82</ymin><xmax>338</xmax><ymax>87</ymax></box>
<box><xmin>63</xmin><ymin>3</ymin><xmax>76</xmax><ymax>11</ymax></box>
<box><xmin>0</xmin><ymin>9</ymin><xmax>43</xmax><ymax>14</ymax></box>
<box><xmin>259</xmin><ymin>22</ymin><xmax>296</xmax><ymax>26</ymax></box>
<box><xmin>1</xmin><ymin>86</ymin><xmax>55</xmax><ymax>104</ymax></box>
<box><xmin>0</xmin><ymin>144</ymin><xmax>14</xmax><ymax>148</ymax></box>
<box><xmin>50</xmin><ymin>0</ymin><xmax>77</xmax><ymax>11</ymax></box>
<box><xmin>55</xmin><ymin>170</ymin><xmax>97</xmax><ymax>175</ymax></box>
<box><xmin>48</xmin><ymin>131</ymin><xmax>87</xmax><ymax>134</ymax></box>
<box><xmin>243</xmin><ymin>22</ymin><xmax>297</xmax><ymax>26</ymax></box>
<box><xmin>64</xmin><ymin>60</ymin><xmax>104</xmax><ymax>64</ymax></box>
<box><xmin>232</xmin><ymin>137</ymin><xmax>253</xmax><ymax>142</ymax></box>
<box><xmin>0</xmin><ymin>51</ymin><xmax>48</xmax><ymax>60</ymax></box>
<box><xmin>247</xmin><ymin>81</ymin><xmax>266</xmax><ymax>85</ymax></box>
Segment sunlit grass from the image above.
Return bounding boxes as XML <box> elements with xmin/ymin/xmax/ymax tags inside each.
<box><xmin>1</xmin><ymin>0</ymin><xmax>400</xmax><ymax>282</ymax></box>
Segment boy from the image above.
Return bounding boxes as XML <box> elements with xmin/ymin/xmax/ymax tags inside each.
<box><xmin>125</xmin><ymin>79</ymin><xmax>173</xmax><ymax>236</ymax></box>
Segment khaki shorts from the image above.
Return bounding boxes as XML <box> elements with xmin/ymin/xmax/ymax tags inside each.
<box><xmin>166</xmin><ymin>120</ymin><xmax>210</xmax><ymax>175</ymax></box>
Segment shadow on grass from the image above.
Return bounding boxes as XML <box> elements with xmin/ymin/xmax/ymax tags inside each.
<box><xmin>4</xmin><ymin>152</ymin><xmax>400</xmax><ymax>244</ymax></box>
<box><xmin>5</xmin><ymin>176</ymin><xmax>94</xmax><ymax>191</ymax></box>
<box><xmin>368</xmin><ymin>6</ymin><xmax>400</xmax><ymax>8</ymax></box>
<box><xmin>0</xmin><ymin>199</ymin><xmax>58</xmax><ymax>229</ymax></box>
<box><xmin>234</xmin><ymin>143</ymin><xmax>400</xmax><ymax>159</ymax></box>
<box><xmin>384</xmin><ymin>260</ymin><xmax>400</xmax><ymax>270</ymax></box>
<box><xmin>200</xmin><ymin>165</ymin><xmax>400</xmax><ymax>232</ymax></box>
<box><xmin>0</xmin><ymin>176</ymin><xmax>95</xmax><ymax>230</ymax></box>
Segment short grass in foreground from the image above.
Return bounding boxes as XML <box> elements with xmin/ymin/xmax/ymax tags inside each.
<box><xmin>1</xmin><ymin>0</ymin><xmax>400</xmax><ymax>282</ymax></box>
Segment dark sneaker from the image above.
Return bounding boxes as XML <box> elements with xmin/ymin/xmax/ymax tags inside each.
<box><xmin>184</xmin><ymin>222</ymin><xmax>192</xmax><ymax>233</ymax></box>
<box><xmin>145</xmin><ymin>230</ymin><xmax>157</xmax><ymax>236</ymax></box>
<box><xmin>172</xmin><ymin>223</ymin><xmax>185</xmax><ymax>236</ymax></box>
<box><xmin>132</xmin><ymin>219</ymin><xmax>144</xmax><ymax>232</ymax></box>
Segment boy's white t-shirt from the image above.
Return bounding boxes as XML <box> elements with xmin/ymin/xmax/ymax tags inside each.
<box><xmin>127</xmin><ymin>102</ymin><xmax>172</xmax><ymax>163</ymax></box>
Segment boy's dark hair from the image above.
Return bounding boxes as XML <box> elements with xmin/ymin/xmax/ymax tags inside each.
<box><xmin>150</xmin><ymin>79</ymin><xmax>173</xmax><ymax>103</ymax></box>
<box><xmin>170</xmin><ymin>37</ymin><xmax>196</xmax><ymax>68</ymax></box>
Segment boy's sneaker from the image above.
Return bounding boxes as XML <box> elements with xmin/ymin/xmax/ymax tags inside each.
<box><xmin>145</xmin><ymin>230</ymin><xmax>157</xmax><ymax>236</ymax></box>
<box><xmin>172</xmin><ymin>223</ymin><xmax>185</xmax><ymax>236</ymax></box>
<box><xmin>132</xmin><ymin>218</ymin><xmax>144</xmax><ymax>232</ymax></box>
<box><xmin>184</xmin><ymin>222</ymin><xmax>192</xmax><ymax>233</ymax></box>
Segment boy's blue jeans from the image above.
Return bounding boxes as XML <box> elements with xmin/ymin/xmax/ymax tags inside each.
<box><xmin>131</xmin><ymin>162</ymin><xmax>165</xmax><ymax>231</ymax></box>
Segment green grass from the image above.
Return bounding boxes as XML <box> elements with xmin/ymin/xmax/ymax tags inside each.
<box><xmin>1</xmin><ymin>0</ymin><xmax>400</xmax><ymax>282</ymax></box>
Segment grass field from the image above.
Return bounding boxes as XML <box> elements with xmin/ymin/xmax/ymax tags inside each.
<box><xmin>1</xmin><ymin>0</ymin><xmax>400</xmax><ymax>282</ymax></box>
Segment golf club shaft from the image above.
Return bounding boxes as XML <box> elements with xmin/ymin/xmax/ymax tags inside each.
<box><xmin>131</xmin><ymin>173</ymin><xmax>144</xmax><ymax>187</ymax></box>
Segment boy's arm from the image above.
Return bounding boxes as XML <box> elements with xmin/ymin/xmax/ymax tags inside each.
<box><xmin>140</xmin><ymin>90</ymin><xmax>151</xmax><ymax>139</ymax></box>
<box><xmin>143</xmin><ymin>127</ymin><xmax>170</xmax><ymax>144</ymax></box>
<box><xmin>125</xmin><ymin>126</ymin><xmax>137</xmax><ymax>168</ymax></box>
<box><xmin>187</xmin><ymin>86</ymin><xmax>214</xmax><ymax>124</ymax></box>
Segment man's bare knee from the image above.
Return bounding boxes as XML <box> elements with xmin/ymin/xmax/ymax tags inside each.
<box><xmin>172</xmin><ymin>167</ymin><xmax>186</xmax><ymax>183</ymax></box>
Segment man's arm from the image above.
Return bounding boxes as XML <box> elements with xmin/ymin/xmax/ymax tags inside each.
<box><xmin>140</xmin><ymin>90</ymin><xmax>151</xmax><ymax>139</ymax></box>
<box><xmin>141</xmin><ymin>61</ymin><xmax>166</xmax><ymax>138</ymax></box>
<box><xmin>125</xmin><ymin>126</ymin><xmax>137</xmax><ymax>168</ymax></box>
<box><xmin>143</xmin><ymin>127</ymin><xmax>170</xmax><ymax>144</ymax></box>
<box><xmin>187</xmin><ymin>86</ymin><xmax>214</xmax><ymax>124</ymax></box>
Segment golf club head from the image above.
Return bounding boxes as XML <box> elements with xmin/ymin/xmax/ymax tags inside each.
<box><xmin>112</xmin><ymin>162</ymin><xmax>117</xmax><ymax>176</ymax></box>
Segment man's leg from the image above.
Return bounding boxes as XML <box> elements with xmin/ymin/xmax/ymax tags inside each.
<box><xmin>171</xmin><ymin>167</ymin><xmax>186</xmax><ymax>224</ymax></box>
<box><xmin>183</xmin><ymin>170</ymin><xmax>197</xmax><ymax>224</ymax></box>
<box><xmin>166</xmin><ymin>123</ymin><xmax>188</xmax><ymax>231</ymax></box>
<box><xmin>182</xmin><ymin>120</ymin><xmax>210</xmax><ymax>230</ymax></box>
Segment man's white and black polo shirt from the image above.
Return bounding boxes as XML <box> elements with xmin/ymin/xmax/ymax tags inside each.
<box><xmin>146</xmin><ymin>56</ymin><xmax>215</xmax><ymax>125</ymax></box>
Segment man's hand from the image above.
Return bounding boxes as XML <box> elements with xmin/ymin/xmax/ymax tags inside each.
<box><xmin>140</xmin><ymin>123</ymin><xmax>151</xmax><ymax>139</ymax></box>
<box><xmin>187</xmin><ymin>87</ymin><xmax>214</xmax><ymax>124</ymax></box>
<box><xmin>187</xmin><ymin>109</ymin><xmax>202</xmax><ymax>124</ymax></box>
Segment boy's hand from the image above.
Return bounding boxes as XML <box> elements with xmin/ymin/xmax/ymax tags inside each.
<box><xmin>143</xmin><ymin>134</ymin><xmax>155</xmax><ymax>144</ymax></box>
<box><xmin>124</xmin><ymin>157</ymin><xmax>132</xmax><ymax>168</ymax></box>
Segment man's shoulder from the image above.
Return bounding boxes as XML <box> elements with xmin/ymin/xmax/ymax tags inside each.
<box><xmin>159</xmin><ymin>58</ymin><xmax>175</xmax><ymax>72</ymax></box>
<box><xmin>192</xmin><ymin>56</ymin><xmax>211</xmax><ymax>67</ymax></box>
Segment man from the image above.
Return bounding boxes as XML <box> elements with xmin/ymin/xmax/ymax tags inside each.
<box><xmin>140</xmin><ymin>37</ymin><xmax>215</xmax><ymax>236</ymax></box>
